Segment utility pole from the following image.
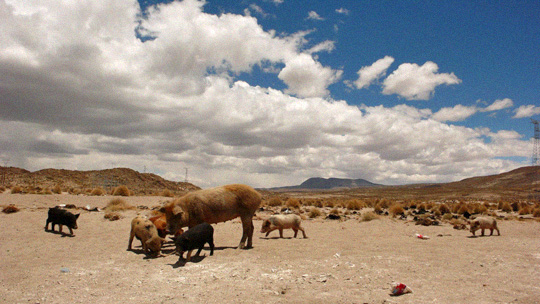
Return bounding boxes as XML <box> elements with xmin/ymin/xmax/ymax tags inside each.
<box><xmin>532</xmin><ymin>119</ymin><xmax>540</xmax><ymax>166</ymax></box>
<box><xmin>184</xmin><ymin>168</ymin><xmax>188</xmax><ymax>183</ymax></box>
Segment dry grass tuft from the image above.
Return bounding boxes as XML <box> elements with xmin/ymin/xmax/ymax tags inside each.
<box><xmin>518</xmin><ymin>205</ymin><xmax>531</xmax><ymax>215</ymax></box>
<box><xmin>104</xmin><ymin>198</ymin><xmax>135</xmax><ymax>212</ymax></box>
<box><xmin>2</xmin><ymin>204</ymin><xmax>20</xmax><ymax>213</ymax></box>
<box><xmin>345</xmin><ymin>199</ymin><xmax>364</xmax><ymax>210</ymax></box>
<box><xmin>286</xmin><ymin>198</ymin><xmax>301</xmax><ymax>209</ymax></box>
<box><xmin>308</xmin><ymin>207</ymin><xmax>322</xmax><ymax>218</ymax></box>
<box><xmin>500</xmin><ymin>202</ymin><xmax>512</xmax><ymax>213</ymax></box>
<box><xmin>91</xmin><ymin>188</ymin><xmax>106</xmax><ymax>196</ymax></box>
<box><xmin>266</xmin><ymin>196</ymin><xmax>283</xmax><ymax>207</ymax></box>
<box><xmin>438</xmin><ymin>204</ymin><xmax>451</xmax><ymax>215</ymax></box>
<box><xmin>52</xmin><ymin>185</ymin><xmax>62</xmax><ymax>194</ymax></box>
<box><xmin>161</xmin><ymin>189</ymin><xmax>174</xmax><ymax>197</ymax></box>
<box><xmin>361</xmin><ymin>211</ymin><xmax>379</xmax><ymax>222</ymax></box>
<box><xmin>113</xmin><ymin>185</ymin><xmax>130</xmax><ymax>197</ymax></box>
<box><xmin>10</xmin><ymin>186</ymin><xmax>23</xmax><ymax>194</ymax></box>
<box><xmin>389</xmin><ymin>203</ymin><xmax>405</xmax><ymax>216</ymax></box>
<box><xmin>533</xmin><ymin>208</ymin><xmax>540</xmax><ymax>218</ymax></box>
<box><xmin>104</xmin><ymin>212</ymin><xmax>122</xmax><ymax>221</ymax></box>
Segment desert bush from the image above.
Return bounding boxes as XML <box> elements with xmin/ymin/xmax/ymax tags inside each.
<box><xmin>473</xmin><ymin>204</ymin><xmax>488</xmax><ymax>214</ymax></box>
<box><xmin>500</xmin><ymin>202</ymin><xmax>512</xmax><ymax>213</ymax></box>
<box><xmin>417</xmin><ymin>203</ymin><xmax>427</xmax><ymax>212</ymax></box>
<box><xmin>442</xmin><ymin>213</ymin><xmax>454</xmax><ymax>221</ymax></box>
<box><xmin>345</xmin><ymin>199</ymin><xmax>364</xmax><ymax>210</ymax></box>
<box><xmin>52</xmin><ymin>185</ymin><xmax>62</xmax><ymax>194</ymax></box>
<box><xmin>324</xmin><ymin>200</ymin><xmax>336</xmax><ymax>208</ymax></box>
<box><xmin>511</xmin><ymin>202</ymin><xmax>520</xmax><ymax>212</ymax></box>
<box><xmin>2</xmin><ymin>204</ymin><xmax>20</xmax><ymax>213</ymax></box>
<box><xmin>113</xmin><ymin>185</ymin><xmax>130</xmax><ymax>196</ymax></box>
<box><xmin>308</xmin><ymin>207</ymin><xmax>322</xmax><ymax>218</ymax></box>
<box><xmin>41</xmin><ymin>188</ymin><xmax>53</xmax><ymax>195</ymax></box>
<box><xmin>373</xmin><ymin>203</ymin><xmax>383</xmax><ymax>215</ymax></box>
<box><xmin>361</xmin><ymin>211</ymin><xmax>379</xmax><ymax>222</ymax></box>
<box><xmin>329</xmin><ymin>208</ymin><xmax>340</xmax><ymax>215</ymax></box>
<box><xmin>161</xmin><ymin>189</ymin><xmax>174</xmax><ymax>197</ymax></box>
<box><xmin>389</xmin><ymin>203</ymin><xmax>405</xmax><ymax>216</ymax></box>
<box><xmin>104</xmin><ymin>212</ymin><xmax>122</xmax><ymax>221</ymax></box>
<box><xmin>266</xmin><ymin>196</ymin><xmax>283</xmax><ymax>207</ymax></box>
<box><xmin>104</xmin><ymin>198</ymin><xmax>135</xmax><ymax>211</ymax></box>
<box><xmin>10</xmin><ymin>186</ymin><xmax>23</xmax><ymax>194</ymax></box>
<box><xmin>533</xmin><ymin>208</ymin><xmax>540</xmax><ymax>218</ymax></box>
<box><xmin>377</xmin><ymin>198</ymin><xmax>390</xmax><ymax>209</ymax></box>
<box><xmin>438</xmin><ymin>203</ymin><xmax>451</xmax><ymax>215</ymax></box>
<box><xmin>518</xmin><ymin>205</ymin><xmax>531</xmax><ymax>215</ymax></box>
<box><xmin>286</xmin><ymin>198</ymin><xmax>301</xmax><ymax>209</ymax></box>
<box><xmin>456</xmin><ymin>204</ymin><xmax>470</xmax><ymax>215</ymax></box>
<box><xmin>91</xmin><ymin>187</ymin><xmax>106</xmax><ymax>196</ymax></box>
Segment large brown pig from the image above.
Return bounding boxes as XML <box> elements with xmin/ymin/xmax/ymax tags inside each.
<box><xmin>260</xmin><ymin>214</ymin><xmax>307</xmax><ymax>238</ymax></box>
<box><xmin>128</xmin><ymin>216</ymin><xmax>165</xmax><ymax>257</ymax></box>
<box><xmin>469</xmin><ymin>216</ymin><xmax>500</xmax><ymax>236</ymax></box>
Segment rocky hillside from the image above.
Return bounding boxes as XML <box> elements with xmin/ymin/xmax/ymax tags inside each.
<box><xmin>0</xmin><ymin>167</ymin><xmax>200</xmax><ymax>195</ymax></box>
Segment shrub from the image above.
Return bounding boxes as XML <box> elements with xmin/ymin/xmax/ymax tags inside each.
<box><xmin>104</xmin><ymin>198</ymin><xmax>135</xmax><ymax>211</ymax></box>
<box><xmin>2</xmin><ymin>204</ymin><xmax>20</xmax><ymax>213</ymax></box>
<box><xmin>373</xmin><ymin>203</ymin><xmax>383</xmax><ymax>215</ymax></box>
<box><xmin>438</xmin><ymin>204</ymin><xmax>451</xmax><ymax>215</ymax></box>
<box><xmin>456</xmin><ymin>204</ymin><xmax>470</xmax><ymax>215</ymax></box>
<box><xmin>308</xmin><ymin>207</ymin><xmax>322</xmax><ymax>218</ymax></box>
<box><xmin>52</xmin><ymin>185</ymin><xmax>62</xmax><ymax>194</ymax></box>
<box><xmin>104</xmin><ymin>212</ymin><xmax>122</xmax><ymax>221</ymax></box>
<box><xmin>10</xmin><ymin>186</ymin><xmax>23</xmax><ymax>194</ymax></box>
<box><xmin>500</xmin><ymin>202</ymin><xmax>512</xmax><ymax>213</ymax></box>
<box><xmin>324</xmin><ymin>200</ymin><xmax>336</xmax><ymax>208</ymax></box>
<box><xmin>329</xmin><ymin>208</ymin><xmax>340</xmax><ymax>215</ymax></box>
<box><xmin>473</xmin><ymin>204</ymin><xmax>488</xmax><ymax>214</ymax></box>
<box><xmin>161</xmin><ymin>189</ymin><xmax>174</xmax><ymax>197</ymax></box>
<box><xmin>533</xmin><ymin>208</ymin><xmax>540</xmax><ymax>218</ymax></box>
<box><xmin>511</xmin><ymin>202</ymin><xmax>520</xmax><ymax>212</ymax></box>
<box><xmin>442</xmin><ymin>213</ymin><xmax>454</xmax><ymax>221</ymax></box>
<box><xmin>518</xmin><ymin>206</ymin><xmax>531</xmax><ymax>215</ymax></box>
<box><xmin>91</xmin><ymin>188</ymin><xmax>106</xmax><ymax>196</ymax></box>
<box><xmin>266</xmin><ymin>197</ymin><xmax>283</xmax><ymax>207</ymax></box>
<box><xmin>361</xmin><ymin>211</ymin><xmax>379</xmax><ymax>222</ymax></box>
<box><xmin>113</xmin><ymin>185</ymin><xmax>130</xmax><ymax>196</ymax></box>
<box><xmin>286</xmin><ymin>198</ymin><xmax>301</xmax><ymax>209</ymax></box>
<box><xmin>389</xmin><ymin>203</ymin><xmax>405</xmax><ymax>216</ymax></box>
<box><xmin>345</xmin><ymin>199</ymin><xmax>364</xmax><ymax>210</ymax></box>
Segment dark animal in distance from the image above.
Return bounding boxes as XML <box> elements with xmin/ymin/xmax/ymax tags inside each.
<box><xmin>45</xmin><ymin>207</ymin><xmax>80</xmax><ymax>236</ymax></box>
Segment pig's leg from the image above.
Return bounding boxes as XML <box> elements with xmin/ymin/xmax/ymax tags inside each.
<box><xmin>45</xmin><ymin>220</ymin><xmax>50</xmax><ymax>230</ymax></box>
<box><xmin>490</xmin><ymin>228</ymin><xmax>494</xmax><ymax>236</ymax></box>
<box><xmin>185</xmin><ymin>250</ymin><xmax>193</xmax><ymax>262</ymax></box>
<box><xmin>299</xmin><ymin>227</ymin><xmax>307</xmax><ymax>238</ymax></box>
<box><xmin>195</xmin><ymin>245</ymin><xmax>204</xmax><ymax>257</ymax></box>
<box><xmin>128</xmin><ymin>230</ymin><xmax>135</xmax><ymax>250</ymax></box>
<box><xmin>495</xmin><ymin>227</ymin><xmax>500</xmax><ymax>235</ymax></box>
<box><xmin>279</xmin><ymin>228</ymin><xmax>284</xmax><ymax>238</ymax></box>
<box><xmin>209</xmin><ymin>238</ymin><xmax>214</xmax><ymax>256</ymax></box>
<box><xmin>265</xmin><ymin>231</ymin><xmax>271</xmax><ymax>237</ymax></box>
<box><xmin>68</xmin><ymin>227</ymin><xmax>74</xmax><ymax>235</ymax></box>
<box><xmin>59</xmin><ymin>225</ymin><xmax>63</xmax><ymax>234</ymax></box>
<box><xmin>293</xmin><ymin>228</ymin><xmax>298</xmax><ymax>238</ymax></box>
<box><xmin>481</xmin><ymin>228</ymin><xmax>485</xmax><ymax>236</ymax></box>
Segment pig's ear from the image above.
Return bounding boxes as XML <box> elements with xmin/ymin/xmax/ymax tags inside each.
<box><xmin>172</xmin><ymin>205</ymin><xmax>183</xmax><ymax>216</ymax></box>
<box><xmin>75</xmin><ymin>214</ymin><xmax>80</xmax><ymax>219</ymax></box>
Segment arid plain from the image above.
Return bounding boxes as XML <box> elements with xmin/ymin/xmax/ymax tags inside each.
<box><xmin>1</xmin><ymin>190</ymin><xmax>539</xmax><ymax>304</ymax></box>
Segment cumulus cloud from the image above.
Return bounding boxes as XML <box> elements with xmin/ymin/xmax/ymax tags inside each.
<box><xmin>482</xmin><ymin>98</ymin><xmax>513</xmax><ymax>112</ymax></box>
<box><xmin>382</xmin><ymin>61</ymin><xmax>462</xmax><ymax>100</ymax></box>
<box><xmin>432</xmin><ymin>105</ymin><xmax>478</xmax><ymax>122</ymax></box>
<box><xmin>307</xmin><ymin>11</ymin><xmax>324</xmax><ymax>21</ymax></box>
<box><xmin>354</xmin><ymin>56</ymin><xmax>395</xmax><ymax>89</ymax></box>
<box><xmin>278</xmin><ymin>54</ymin><xmax>342</xmax><ymax>97</ymax></box>
<box><xmin>513</xmin><ymin>105</ymin><xmax>540</xmax><ymax>118</ymax></box>
<box><xmin>0</xmin><ymin>0</ymin><xmax>530</xmax><ymax>188</ymax></box>
<box><xmin>336</xmin><ymin>8</ymin><xmax>350</xmax><ymax>15</ymax></box>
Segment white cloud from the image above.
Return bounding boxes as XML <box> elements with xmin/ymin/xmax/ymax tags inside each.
<box><xmin>513</xmin><ymin>105</ymin><xmax>540</xmax><ymax>118</ymax></box>
<box><xmin>307</xmin><ymin>11</ymin><xmax>324</xmax><ymax>21</ymax></box>
<box><xmin>432</xmin><ymin>105</ymin><xmax>478</xmax><ymax>122</ymax></box>
<box><xmin>354</xmin><ymin>56</ymin><xmax>395</xmax><ymax>89</ymax></box>
<box><xmin>0</xmin><ymin>0</ymin><xmax>531</xmax><ymax>189</ymax></box>
<box><xmin>482</xmin><ymin>98</ymin><xmax>513</xmax><ymax>112</ymax></box>
<box><xmin>278</xmin><ymin>54</ymin><xmax>342</xmax><ymax>98</ymax></box>
<box><xmin>336</xmin><ymin>8</ymin><xmax>349</xmax><ymax>15</ymax></box>
<box><xmin>382</xmin><ymin>61</ymin><xmax>462</xmax><ymax>100</ymax></box>
<box><xmin>306</xmin><ymin>40</ymin><xmax>335</xmax><ymax>54</ymax></box>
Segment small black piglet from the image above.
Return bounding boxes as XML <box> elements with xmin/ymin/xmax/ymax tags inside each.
<box><xmin>175</xmin><ymin>222</ymin><xmax>214</xmax><ymax>262</ymax></box>
<box><xmin>45</xmin><ymin>207</ymin><xmax>80</xmax><ymax>236</ymax></box>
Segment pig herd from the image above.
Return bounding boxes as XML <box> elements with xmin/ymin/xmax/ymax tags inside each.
<box><xmin>44</xmin><ymin>184</ymin><xmax>501</xmax><ymax>264</ymax></box>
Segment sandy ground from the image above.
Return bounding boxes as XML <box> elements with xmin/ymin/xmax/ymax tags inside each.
<box><xmin>1</xmin><ymin>193</ymin><xmax>539</xmax><ymax>304</ymax></box>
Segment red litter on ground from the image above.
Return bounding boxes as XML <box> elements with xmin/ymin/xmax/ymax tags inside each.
<box><xmin>416</xmin><ymin>233</ymin><xmax>430</xmax><ymax>239</ymax></box>
<box><xmin>391</xmin><ymin>282</ymin><xmax>413</xmax><ymax>296</ymax></box>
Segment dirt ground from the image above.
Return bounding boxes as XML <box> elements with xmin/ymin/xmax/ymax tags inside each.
<box><xmin>1</xmin><ymin>193</ymin><xmax>539</xmax><ymax>304</ymax></box>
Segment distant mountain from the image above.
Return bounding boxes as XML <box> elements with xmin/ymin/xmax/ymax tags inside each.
<box><xmin>446</xmin><ymin>166</ymin><xmax>540</xmax><ymax>190</ymax></box>
<box><xmin>271</xmin><ymin>177</ymin><xmax>381</xmax><ymax>190</ymax></box>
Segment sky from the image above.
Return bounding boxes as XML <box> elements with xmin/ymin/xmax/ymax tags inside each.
<box><xmin>1</xmin><ymin>0</ymin><xmax>539</xmax><ymax>188</ymax></box>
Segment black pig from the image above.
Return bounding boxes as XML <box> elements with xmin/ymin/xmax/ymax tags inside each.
<box><xmin>174</xmin><ymin>222</ymin><xmax>214</xmax><ymax>262</ymax></box>
<box><xmin>45</xmin><ymin>207</ymin><xmax>80</xmax><ymax>236</ymax></box>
